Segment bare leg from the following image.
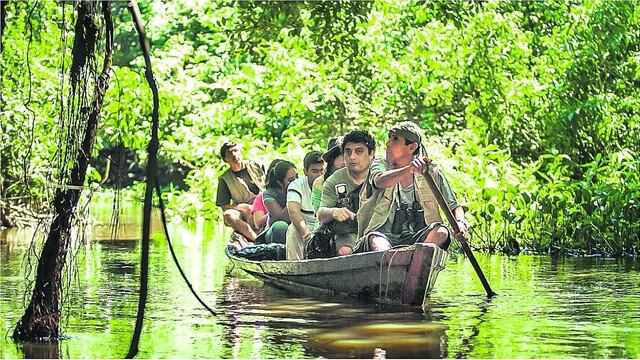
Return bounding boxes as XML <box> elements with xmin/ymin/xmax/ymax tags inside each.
<box><xmin>223</xmin><ymin>209</ymin><xmax>257</xmax><ymax>241</ymax></box>
<box><xmin>237</xmin><ymin>206</ymin><xmax>256</xmax><ymax>230</ymax></box>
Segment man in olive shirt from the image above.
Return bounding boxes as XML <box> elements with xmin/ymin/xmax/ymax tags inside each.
<box><xmin>317</xmin><ymin>130</ymin><xmax>376</xmax><ymax>256</ymax></box>
<box><xmin>357</xmin><ymin>121</ymin><xmax>468</xmax><ymax>251</ymax></box>
<box><xmin>216</xmin><ymin>142</ymin><xmax>265</xmax><ymax>242</ymax></box>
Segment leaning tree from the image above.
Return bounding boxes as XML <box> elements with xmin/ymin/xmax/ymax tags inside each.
<box><xmin>11</xmin><ymin>0</ymin><xmax>114</xmax><ymax>341</ymax></box>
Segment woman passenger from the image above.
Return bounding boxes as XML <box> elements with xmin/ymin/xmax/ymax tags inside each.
<box><xmin>252</xmin><ymin>159</ymin><xmax>282</xmax><ymax>233</ymax></box>
<box><xmin>262</xmin><ymin>160</ymin><xmax>297</xmax><ymax>244</ymax></box>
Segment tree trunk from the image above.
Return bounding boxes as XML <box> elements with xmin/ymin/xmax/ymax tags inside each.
<box><xmin>13</xmin><ymin>0</ymin><xmax>113</xmax><ymax>342</ymax></box>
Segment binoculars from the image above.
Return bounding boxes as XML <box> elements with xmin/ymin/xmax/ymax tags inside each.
<box><xmin>392</xmin><ymin>200</ymin><xmax>426</xmax><ymax>235</ymax></box>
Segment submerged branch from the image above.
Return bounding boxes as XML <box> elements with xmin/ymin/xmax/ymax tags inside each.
<box><xmin>126</xmin><ymin>0</ymin><xmax>159</xmax><ymax>357</ymax></box>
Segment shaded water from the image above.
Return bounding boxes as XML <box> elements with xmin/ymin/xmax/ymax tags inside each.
<box><xmin>1</xmin><ymin>217</ymin><xmax>639</xmax><ymax>358</ymax></box>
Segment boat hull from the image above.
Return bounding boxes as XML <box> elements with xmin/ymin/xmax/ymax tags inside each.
<box><xmin>226</xmin><ymin>242</ymin><xmax>448</xmax><ymax>306</ymax></box>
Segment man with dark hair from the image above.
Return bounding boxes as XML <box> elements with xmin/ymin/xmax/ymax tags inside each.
<box><xmin>357</xmin><ymin>121</ymin><xmax>468</xmax><ymax>252</ymax></box>
<box><xmin>317</xmin><ymin>130</ymin><xmax>376</xmax><ymax>256</ymax></box>
<box><xmin>286</xmin><ymin>151</ymin><xmax>325</xmax><ymax>260</ymax></box>
<box><xmin>216</xmin><ymin>142</ymin><xmax>265</xmax><ymax>242</ymax></box>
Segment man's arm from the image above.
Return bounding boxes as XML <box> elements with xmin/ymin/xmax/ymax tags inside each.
<box><xmin>287</xmin><ymin>202</ymin><xmax>311</xmax><ymax>240</ymax></box>
<box><xmin>317</xmin><ymin>177</ymin><xmax>354</xmax><ymax>224</ymax></box>
<box><xmin>373</xmin><ymin>157</ymin><xmax>431</xmax><ymax>189</ymax></box>
<box><xmin>221</xmin><ymin>203</ymin><xmax>252</xmax><ymax>214</ymax></box>
<box><xmin>372</xmin><ymin>166</ymin><xmax>412</xmax><ymax>189</ymax></box>
<box><xmin>264</xmin><ymin>198</ymin><xmax>290</xmax><ymax>223</ymax></box>
<box><xmin>317</xmin><ymin>206</ymin><xmax>334</xmax><ymax>224</ymax></box>
<box><xmin>453</xmin><ymin>205</ymin><xmax>469</xmax><ymax>240</ymax></box>
<box><xmin>317</xmin><ymin>206</ymin><xmax>355</xmax><ymax>224</ymax></box>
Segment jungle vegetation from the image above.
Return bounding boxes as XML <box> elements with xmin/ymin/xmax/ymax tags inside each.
<box><xmin>1</xmin><ymin>0</ymin><xmax>639</xmax><ymax>258</ymax></box>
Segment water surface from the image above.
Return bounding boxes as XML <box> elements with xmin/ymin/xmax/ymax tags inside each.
<box><xmin>1</xmin><ymin>219</ymin><xmax>638</xmax><ymax>358</ymax></box>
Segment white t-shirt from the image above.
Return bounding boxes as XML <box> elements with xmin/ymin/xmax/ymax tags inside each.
<box><xmin>286</xmin><ymin>176</ymin><xmax>316</xmax><ymax>229</ymax></box>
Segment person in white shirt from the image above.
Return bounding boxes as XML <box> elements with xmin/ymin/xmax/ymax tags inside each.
<box><xmin>286</xmin><ymin>151</ymin><xmax>325</xmax><ymax>260</ymax></box>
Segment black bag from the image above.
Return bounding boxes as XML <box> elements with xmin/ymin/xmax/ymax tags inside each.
<box><xmin>227</xmin><ymin>243</ymin><xmax>286</xmax><ymax>261</ymax></box>
<box><xmin>306</xmin><ymin>183</ymin><xmax>361</xmax><ymax>259</ymax></box>
<box><xmin>306</xmin><ymin>225</ymin><xmax>336</xmax><ymax>259</ymax></box>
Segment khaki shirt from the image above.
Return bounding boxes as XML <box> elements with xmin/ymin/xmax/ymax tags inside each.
<box><xmin>356</xmin><ymin>158</ymin><xmax>459</xmax><ymax>250</ymax></box>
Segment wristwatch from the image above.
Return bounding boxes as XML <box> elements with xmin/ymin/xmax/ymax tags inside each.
<box><xmin>456</xmin><ymin>219</ymin><xmax>469</xmax><ymax>228</ymax></box>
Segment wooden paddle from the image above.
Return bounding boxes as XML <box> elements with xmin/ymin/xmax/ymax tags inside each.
<box><xmin>422</xmin><ymin>171</ymin><xmax>497</xmax><ymax>298</ymax></box>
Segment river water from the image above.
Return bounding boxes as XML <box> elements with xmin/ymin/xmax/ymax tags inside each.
<box><xmin>1</xmin><ymin>215</ymin><xmax>639</xmax><ymax>358</ymax></box>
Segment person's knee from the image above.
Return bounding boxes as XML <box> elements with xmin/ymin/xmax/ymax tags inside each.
<box><xmin>425</xmin><ymin>226</ymin><xmax>449</xmax><ymax>248</ymax></box>
<box><xmin>223</xmin><ymin>209</ymin><xmax>239</xmax><ymax>224</ymax></box>
<box><xmin>337</xmin><ymin>246</ymin><xmax>353</xmax><ymax>256</ymax></box>
<box><xmin>368</xmin><ymin>235</ymin><xmax>391</xmax><ymax>251</ymax></box>
<box><xmin>224</xmin><ymin>209</ymin><xmax>249</xmax><ymax>230</ymax></box>
<box><xmin>266</xmin><ymin>220</ymin><xmax>288</xmax><ymax>244</ymax></box>
<box><xmin>273</xmin><ymin>221</ymin><xmax>289</xmax><ymax>242</ymax></box>
<box><xmin>223</xmin><ymin>208</ymin><xmax>240</xmax><ymax>219</ymax></box>
<box><xmin>434</xmin><ymin>227</ymin><xmax>449</xmax><ymax>241</ymax></box>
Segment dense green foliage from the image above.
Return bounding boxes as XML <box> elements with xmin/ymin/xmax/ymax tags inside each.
<box><xmin>2</xmin><ymin>0</ymin><xmax>639</xmax><ymax>255</ymax></box>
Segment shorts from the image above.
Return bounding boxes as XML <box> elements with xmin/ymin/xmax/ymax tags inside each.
<box><xmin>367</xmin><ymin>222</ymin><xmax>451</xmax><ymax>250</ymax></box>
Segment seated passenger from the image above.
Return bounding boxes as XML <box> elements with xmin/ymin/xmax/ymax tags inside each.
<box><xmin>262</xmin><ymin>160</ymin><xmax>297</xmax><ymax>245</ymax></box>
<box><xmin>311</xmin><ymin>136</ymin><xmax>345</xmax><ymax>212</ymax></box>
<box><xmin>216</xmin><ymin>142</ymin><xmax>265</xmax><ymax>242</ymax></box>
<box><xmin>252</xmin><ymin>159</ymin><xmax>283</xmax><ymax>233</ymax></box>
<box><xmin>286</xmin><ymin>151</ymin><xmax>326</xmax><ymax>260</ymax></box>
<box><xmin>316</xmin><ymin>130</ymin><xmax>376</xmax><ymax>256</ymax></box>
<box><xmin>357</xmin><ymin>121</ymin><xmax>469</xmax><ymax>252</ymax></box>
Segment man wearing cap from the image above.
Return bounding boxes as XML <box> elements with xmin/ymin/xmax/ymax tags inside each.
<box><xmin>317</xmin><ymin>130</ymin><xmax>376</xmax><ymax>256</ymax></box>
<box><xmin>357</xmin><ymin>121</ymin><xmax>469</xmax><ymax>251</ymax></box>
<box><xmin>216</xmin><ymin>142</ymin><xmax>266</xmax><ymax>242</ymax></box>
<box><xmin>286</xmin><ymin>151</ymin><xmax>326</xmax><ymax>260</ymax></box>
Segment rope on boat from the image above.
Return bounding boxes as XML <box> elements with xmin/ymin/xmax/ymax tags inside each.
<box><xmin>378</xmin><ymin>245</ymin><xmax>410</xmax><ymax>300</ymax></box>
<box><xmin>226</xmin><ymin>259</ymin><xmax>236</xmax><ymax>274</ymax></box>
<box><xmin>155</xmin><ymin>179</ymin><xmax>218</xmax><ymax>316</ymax></box>
<box><xmin>384</xmin><ymin>250</ymin><xmax>400</xmax><ymax>299</ymax></box>
<box><xmin>378</xmin><ymin>249</ymin><xmax>391</xmax><ymax>299</ymax></box>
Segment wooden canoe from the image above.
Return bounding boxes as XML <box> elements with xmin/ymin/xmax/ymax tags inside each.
<box><xmin>225</xmin><ymin>241</ymin><xmax>448</xmax><ymax>307</ymax></box>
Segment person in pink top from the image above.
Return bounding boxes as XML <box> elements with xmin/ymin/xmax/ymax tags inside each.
<box><xmin>252</xmin><ymin>192</ymin><xmax>268</xmax><ymax>233</ymax></box>
<box><xmin>251</xmin><ymin>159</ymin><xmax>283</xmax><ymax>234</ymax></box>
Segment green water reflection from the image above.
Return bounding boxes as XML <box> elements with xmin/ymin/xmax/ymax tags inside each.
<box><xmin>1</xmin><ymin>218</ymin><xmax>639</xmax><ymax>358</ymax></box>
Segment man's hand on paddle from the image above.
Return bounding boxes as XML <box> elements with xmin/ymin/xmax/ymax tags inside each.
<box><xmin>409</xmin><ymin>155</ymin><xmax>432</xmax><ymax>174</ymax></box>
<box><xmin>453</xmin><ymin>220</ymin><xmax>469</xmax><ymax>242</ymax></box>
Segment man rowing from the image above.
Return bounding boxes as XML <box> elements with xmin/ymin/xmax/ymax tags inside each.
<box><xmin>357</xmin><ymin>121</ymin><xmax>469</xmax><ymax>251</ymax></box>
